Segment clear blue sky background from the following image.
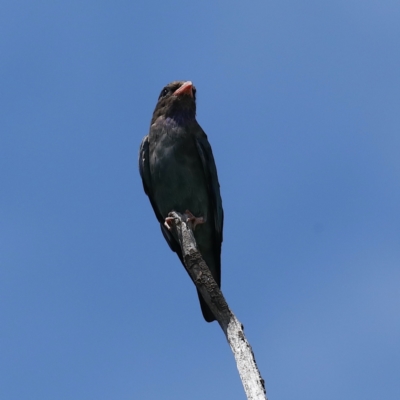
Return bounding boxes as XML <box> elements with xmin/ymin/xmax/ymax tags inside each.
<box><xmin>1</xmin><ymin>1</ymin><xmax>399</xmax><ymax>399</ymax></box>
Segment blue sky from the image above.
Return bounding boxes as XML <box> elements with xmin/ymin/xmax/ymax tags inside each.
<box><xmin>1</xmin><ymin>1</ymin><xmax>399</xmax><ymax>399</ymax></box>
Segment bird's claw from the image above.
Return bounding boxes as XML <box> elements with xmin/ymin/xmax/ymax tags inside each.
<box><xmin>184</xmin><ymin>210</ymin><xmax>206</xmax><ymax>230</ymax></box>
<box><xmin>164</xmin><ymin>211</ymin><xmax>206</xmax><ymax>231</ymax></box>
<box><xmin>164</xmin><ymin>217</ymin><xmax>175</xmax><ymax>230</ymax></box>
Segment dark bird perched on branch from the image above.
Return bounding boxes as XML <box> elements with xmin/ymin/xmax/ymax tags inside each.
<box><xmin>139</xmin><ymin>81</ymin><xmax>224</xmax><ymax>322</ymax></box>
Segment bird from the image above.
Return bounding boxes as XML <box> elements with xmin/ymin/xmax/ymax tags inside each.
<box><xmin>139</xmin><ymin>81</ymin><xmax>224</xmax><ymax>322</ymax></box>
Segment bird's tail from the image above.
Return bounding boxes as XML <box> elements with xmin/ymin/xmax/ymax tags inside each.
<box><xmin>160</xmin><ymin>222</ymin><xmax>220</xmax><ymax>323</ymax></box>
<box><xmin>197</xmin><ymin>291</ymin><xmax>216</xmax><ymax>322</ymax></box>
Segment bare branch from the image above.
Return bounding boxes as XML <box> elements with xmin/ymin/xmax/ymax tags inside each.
<box><xmin>169</xmin><ymin>211</ymin><xmax>267</xmax><ymax>400</ymax></box>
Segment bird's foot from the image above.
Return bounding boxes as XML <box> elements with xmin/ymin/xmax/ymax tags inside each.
<box><xmin>164</xmin><ymin>217</ymin><xmax>175</xmax><ymax>230</ymax></box>
<box><xmin>164</xmin><ymin>211</ymin><xmax>206</xmax><ymax>231</ymax></box>
<box><xmin>184</xmin><ymin>210</ymin><xmax>206</xmax><ymax>230</ymax></box>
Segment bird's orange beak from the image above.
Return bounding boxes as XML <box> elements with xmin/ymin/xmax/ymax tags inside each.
<box><xmin>173</xmin><ymin>81</ymin><xmax>193</xmax><ymax>97</ymax></box>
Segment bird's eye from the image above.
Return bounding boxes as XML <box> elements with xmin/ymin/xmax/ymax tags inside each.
<box><xmin>161</xmin><ymin>88</ymin><xmax>168</xmax><ymax>97</ymax></box>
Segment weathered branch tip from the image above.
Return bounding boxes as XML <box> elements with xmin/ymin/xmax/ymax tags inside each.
<box><xmin>167</xmin><ymin>210</ymin><xmax>268</xmax><ymax>400</ymax></box>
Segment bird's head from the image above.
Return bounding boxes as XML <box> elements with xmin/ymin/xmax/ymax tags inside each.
<box><xmin>151</xmin><ymin>81</ymin><xmax>197</xmax><ymax>124</ymax></box>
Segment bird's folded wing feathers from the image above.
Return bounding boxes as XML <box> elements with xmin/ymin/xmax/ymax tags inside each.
<box><xmin>139</xmin><ymin>134</ymin><xmax>183</xmax><ymax>256</ymax></box>
<box><xmin>195</xmin><ymin>135</ymin><xmax>224</xmax><ymax>243</ymax></box>
<box><xmin>139</xmin><ymin>135</ymin><xmax>163</xmax><ymax>223</ymax></box>
<box><xmin>139</xmin><ymin>135</ymin><xmax>151</xmax><ymax>195</ymax></box>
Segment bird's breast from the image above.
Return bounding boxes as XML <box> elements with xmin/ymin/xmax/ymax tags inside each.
<box><xmin>149</xmin><ymin>125</ymin><xmax>209</xmax><ymax>219</ymax></box>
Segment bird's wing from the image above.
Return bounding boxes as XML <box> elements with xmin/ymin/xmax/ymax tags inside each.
<box><xmin>139</xmin><ymin>135</ymin><xmax>152</xmax><ymax>196</ymax></box>
<box><xmin>139</xmin><ymin>135</ymin><xmax>164</xmax><ymax>223</ymax></box>
<box><xmin>139</xmin><ymin>134</ymin><xmax>184</xmax><ymax>258</ymax></box>
<box><xmin>195</xmin><ymin>133</ymin><xmax>224</xmax><ymax>244</ymax></box>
